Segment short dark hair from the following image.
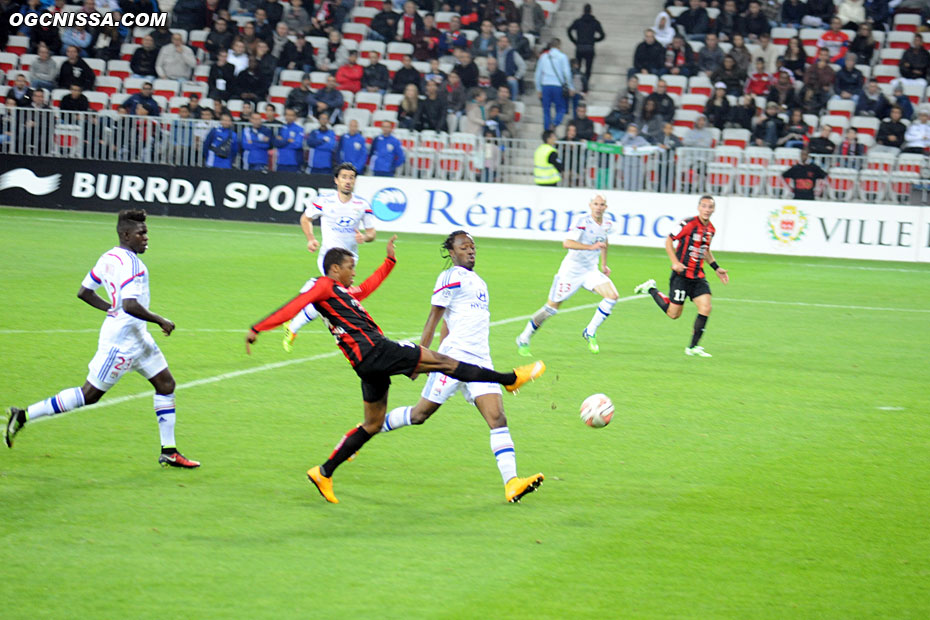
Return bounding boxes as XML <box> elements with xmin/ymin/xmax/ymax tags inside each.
<box><xmin>323</xmin><ymin>248</ymin><xmax>355</xmax><ymax>275</ymax></box>
<box><xmin>698</xmin><ymin>194</ymin><xmax>715</xmax><ymax>206</ymax></box>
<box><xmin>334</xmin><ymin>162</ymin><xmax>358</xmax><ymax>178</ymax></box>
<box><xmin>542</xmin><ymin>129</ymin><xmax>555</xmax><ymax>141</ymax></box>
<box><xmin>117</xmin><ymin>209</ymin><xmax>146</xmax><ymax>234</ymax></box>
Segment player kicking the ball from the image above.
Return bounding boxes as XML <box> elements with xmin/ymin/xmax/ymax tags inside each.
<box><xmin>5</xmin><ymin>209</ymin><xmax>199</xmax><ymax>468</ymax></box>
<box><xmin>378</xmin><ymin>231</ymin><xmax>544</xmax><ymax>503</ymax></box>
<box><xmin>633</xmin><ymin>194</ymin><xmax>729</xmax><ymax>357</ymax></box>
<box><xmin>517</xmin><ymin>193</ymin><xmax>620</xmax><ymax>355</ymax></box>
<box><xmin>245</xmin><ymin>236</ymin><xmax>545</xmax><ymax>504</ymax></box>
<box><xmin>282</xmin><ymin>162</ymin><xmax>377</xmax><ymax>352</ymax></box>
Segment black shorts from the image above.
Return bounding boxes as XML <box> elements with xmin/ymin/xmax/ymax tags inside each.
<box><xmin>668</xmin><ymin>272</ymin><xmax>711</xmax><ymax>305</ymax></box>
<box><xmin>353</xmin><ymin>338</ymin><xmax>422</xmax><ymax>403</ymax></box>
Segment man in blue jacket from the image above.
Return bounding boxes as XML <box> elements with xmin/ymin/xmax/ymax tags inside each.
<box><xmin>275</xmin><ymin>107</ymin><xmax>305</xmax><ymax>172</ymax></box>
<box><xmin>368</xmin><ymin>120</ymin><xmax>405</xmax><ymax>177</ymax></box>
<box><xmin>305</xmin><ymin>111</ymin><xmax>337</xmax><ymax>175</ymax></box>
<box><xmin>204</xmin><ymin>112</ymin><xmax>239</xmax><ymax>169</ymax></box>
<box><xmin>241</xmin><ymin>111</ymin><xmax>275</xmax><ymax>171</ymax></box>
<box><xmin>337</xmin><ymin>118</ymin><xmax>368</xmax><ymax>173</ymax></box>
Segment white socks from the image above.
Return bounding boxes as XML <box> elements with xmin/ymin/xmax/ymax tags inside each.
<box><xmin>519</xmin><ymin>305</ymin><xmax>558</xmax><ymax>343</ymax></box>
<box><xmin>489</xmin><ymin>426</ymin><xmax>517</xmax><ymax>484</ymax></box>
<box><xmin>288</xmin><ymin>304</ymin><xmax>319</xmax><ymax>334</ymax></box>
<box><xmin>585</xmin><ymin>298</ymin><xmax>617</xmax><ymax>336</ymax></box>
<box><xmin>154</xmin><ymin>393</ymin><xmax>176</xmax><ymax>449</ymax></box>
<box><xmin>26</xmin><ymin>387</ymin><xmax>85</xmax><ymax>421</ymax></box>
<box><xmin>381</xmin><ymin>406</ymin><xmax>412</xmax><ymax>433</ymax></box>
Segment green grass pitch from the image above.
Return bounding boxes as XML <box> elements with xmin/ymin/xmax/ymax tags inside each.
<box><xmin>1</xmin><ymin>206</ymin><xmax>928</xmax><ymax>618</ymax></box>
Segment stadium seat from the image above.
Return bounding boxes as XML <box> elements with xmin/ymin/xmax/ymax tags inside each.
<box><xmin>764</xmin><ymin>164</ymin><xmax>791</xmax><ymax>197</ymax></box>
<box><xmin>181</xmin><ymin>81</ymin><xmax>207</xmax><ymax>98</ymax></box>
<box><xmin>663</xmin><ymin>75</ymin><xmax>687</xmax><ymax>96</ymax></box>
<box><xmin>706</xmin><ymin>162</ymin><xmax>735</xmax><ymax>194</ymax></box>
<box><xmin>50</xmin><ymin>88</ymin><xmax>68</xmax><ymax>108</ymax></box>
<box><xmin>879</xmin><ymin>47</ymin><xmax>905</xmax><ymax>66</ymax></box>
<box><xmin>382</xmin><ymin>94</ymin><xmax>403</xmax><ymax>112</ymax></box>
<box><xmin>821</xmin><ymin>115</ymin><xmax>850</xmax><ymax>133</ymax></box>
<box><xmin>680</xmin><ymin>93</ymin><xmax>707</xmax><ymax>113</ymax></box>
<box><xmin>84</xmin><ymin>91</ymin><xmax>108</xmax><ymax>111</ymax></box>
<box><xmin>372</xmin><ymin>109</ymin><xmax>398</xmax><ymax>126</ymax></box>
<box><xmin>667</xmin><ymin>6</ymin><xmax>686</xmax><ymax>17</ymax></box>
<box><xmin>827</xmin><ymin>99</ymin><xmax>856</xmax><ymax>119</ymax></box>
<box><xmin>586</xmin><ymin>105</ymin><xmax>608</xmax><ymax>127</ymax></box>
<box><xmin>450</xmin><ymin>132</ymin><xmax>479</xmax><ymax>174</ymax></box>
<box><xmin>153</xmin><ymin>79</ymin><xmax>180</xmax><ymax>98</ymax></box>
<box><xmin>354</xmin><ymin>91</ymin><xmax>381</xmax><ymax>113</ymax></box>
<box><xmin>774</xmin><ymin>147</ymin><xmax>801</xmax><ymax>166</ymax></box>
<box><xmin>886</xmin><ymin>30</ymin><xmax>913</xmax><ymax>49</ymax></box>
<box><xmin>18</xmin><ymin>53</ymin><xmax>36</xmax><ymax>73</ymax></box>
<box><xmin>673</xmin><ymin>109</ymin><xmax>699</xmax><ymax>128</ymax></box>
<box><xmin>409</xmin><ymin>146</ymin><xmax>436</xmax><ymax>177</ymax></box>
<box><xmin>342</xmin><ymin>23</ymin><xmax>368</xmax><ymax>44</ymax></box>
<box><xmin>352</xmin><ymin>6</ymin><xmax>377</xmax><ymax>25</ymax></box>
<box><xmin>387</xmin><ymin>42</ymin><xmax>414</xmax><ymax>61</ymax></box>
<box><xmin>109</xmin><ymin>92</ymin><xmax>130</xmax><ymax>110</ymax></box>
<box><xmin>901</xmin><ymin>83</ymin><xmax>924</xmax><ymax>105</ymax></box>
<box><xmin>307</xmin><ymin>36</ymin><xmax>326</xmax><ymax>55</ymax></box>
<box><xmin>858</xmin><ymin>170</ymin><xmax>888</xmax><ymax>202</ymax></box>
<box><xmin>851</xmin><ymin>116</ymin><xmax>880</xmax><ymax>138</ymax></box>
<box><xmin>83</xmin><ymin>58</ymin><xmax>105</xmax><ymax>77</ymax></box>
<box><xmin>893</xmin><ymin>13</ymin><xmax>921</xmax><ymax>32</ymax></box>
<box><xmin>896</xmin><ymin>153</ymin><xmax>926</xmax><ymax>174</ymax></box>
<box><xmin>866</xmin><ymin>151</ymin><xmax>897</xmax><ymax>173</ymax></box>
<box><xmin>744</xmin><ymin>146</ymin><xmax>773</xmax><ymax>166</ymax></box>
<box><xmin>309</xmin><ymin>71</ymin><xmax>329</xmax><ymax>90</ymax></box>
<box><xmin>6</xmin><ymin>36</ymin><xmax>27</xmax><ymax>55</ymax></box>
<box><xmin>435</xmin><ymin>11</ymin><xmax>458</xmax><ymax>30</ymax></box>
<box><xmin>132</xmin><ymin>26</ymin><xmax>148</xmax><ymax>44</ymax></box>
<box><xmin>228</xmin><ymin>99</ymin><xmax>244</xmax><ymax>119</ymax></box>
<box><xmin>636</xmin><ymin>73</ymin><xmax>658</xmax><ymax>94</ymax></box>
<box><xmin>438</xmin><ymin>149</ymin><xmax>467</xmax><ymax>181</ymax></box>
<box><xmin>280</xmin><ymin>70</ymin><xmax>304</xmax><ymax>89</ymax></box>
<box><xmin>107</xmin><ymin>59</ymin><xmax>131</xmax><ymax>80</ymax></box>
<box><xmin>686</xmin><ymin>74</ymin><xmax>712</xmax><ymax>97</ymax></box>
<box><xmin>514</xmin><ymin>100</ymin><xmax>524</xmax><ymax>122</ymax></box>
<box><xmin>799</xmin><ymin>28</ymin><xmax>821</xmax><ymax>48</ymax></box>
<box><xmin>721</xmin><ymin>128</ymin><xmax>750</xmax><ymax>148</ymax></box>
<box><xmin>359</xmin><ymin>40</ymin><xmax>386</xmax><ymax>61</ymax></box>
<box><xmin>193</xmin><ymin>65</ymin><xmax>210</xmax><ymax>83</ymax></box>
<box><xmin>189</xmin><ymin>29</ymin><xmax>208</xmax><ymax>51</ymax></box>
<box><xmin>736</xmin><ymin>164</ymin><xmax>765</xmax><ymax>196</ymax></box>
<box><xmin>168</xmin><ymin>95</ymin><xmax>186</xmax><ymax>113</ymax></box>
<box><xmin>826</xmin><ymin>168</ymin><xmax>859</xmax><ymax>201</ymax></box>
<box><xmin>343</xmin><ymin>107</ymin><xmax>371</xmax><ymax>128</ymax></box>
<box><xmin>714</xmin><ymin>145</ymin><xmax>743</xmax><ymax>166</ymax></box>
<box><xmin>889</xmin><ymin>171</ymin><xmax>919</xmax><ymax>202</ymax></box>
<box><xmin>95</xmin><ymin>75</ymin><xmax>122</xmax><ymax>96</ymax></box>
<box><xmin>771</xmin><ymin>27</ymin><xmax>797</xmax><ymax>46</ymax></box>
<box><xmin>268</xmin><ymin>85</ymin><xmax>290</xmax><ymax>106</ymax></box>
<box><xmin>0</xmin><ymin>52</ymin><xmax>17</xmax><ymax>73</ymax></box>
<box><xmin>120</xmin><ymin>43</ymin><xmax>139</xmax><ymax>62</ymax></box>
<box><xmin>339</xmin><ymin>90</ymin><xmax>355</xmax><ymax>110</ymax></box>
<box><xmin>873</xmin><ymin>65</ymin><xmax>899</xmax><ymax>84</ymax></box>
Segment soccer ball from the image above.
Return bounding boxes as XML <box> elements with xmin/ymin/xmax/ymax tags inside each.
<box><xmin>580</xmin><ymin>394</ymin><xmax>614</xmax><ymax>428</ymax></box>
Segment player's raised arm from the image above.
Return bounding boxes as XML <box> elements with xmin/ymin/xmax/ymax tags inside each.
<box><xmin>706</xmin><ymin>248</ymin><xmax>729</xmax><ymax>284</ymax></box>
<box><xmin>246</xmin><ymin>281</ymin><xmax>331</xmax><ymax>353</ymax></box>
<box><xmin>350</xmin><ymin>235</ymin><xmax>398</xmax><ymax>301</ymax></box>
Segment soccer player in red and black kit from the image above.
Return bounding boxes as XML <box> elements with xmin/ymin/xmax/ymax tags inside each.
<box><xmin>244</xmin><ymin>236</ymin><xmax>546</xmax><ymax>503</ymax></box>
<box><xmin>633</xmin><ymin>195</ymin><xmax>730</xmax><ymax>357</ymax></box>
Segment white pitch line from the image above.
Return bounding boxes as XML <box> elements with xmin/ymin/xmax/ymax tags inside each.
<box><xmin>713</xmin><ymin>298</ymin><xmax>930</xmax><ymax>314</ymax></box>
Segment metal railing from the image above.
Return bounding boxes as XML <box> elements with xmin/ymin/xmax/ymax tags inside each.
<box><xmin>2</xmin><ymin>108</ymin><xmax>927</xmax><ymax>204</ymax></box>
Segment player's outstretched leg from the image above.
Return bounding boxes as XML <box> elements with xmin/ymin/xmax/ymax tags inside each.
<box><xmin>4</xmin><ymin>407</ymin><xmax>26</xmax><ymax>448</ymax></box>
<box><xmin>635</xmin><ymin>278</ymin><xmax>671</xmax><ymax>314</ymax></box>
<box><xmin>516</xmin><ymin>305</ymin><xmax>558</xmax><ymax>356</ymax></box>
<box><xmin>283</xmin><ymin>304</ymin><xmax>319</xmax><ymax>353</ymax></box>
<box><xmin>5</xmin><ymin>386</ymin><xmax>88</xmax><ymax>448</ymax></box>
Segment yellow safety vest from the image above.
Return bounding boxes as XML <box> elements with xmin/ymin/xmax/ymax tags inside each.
<box><xmin>534</xmin><ymin>143</ymin><xmax>561</xmax><ymax>185</ymax></box>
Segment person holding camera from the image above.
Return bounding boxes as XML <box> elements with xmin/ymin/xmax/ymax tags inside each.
<box><xmin>204</xmin><ymin>112</ymin><xmax>240</xmax><ymax>169</ymax></box>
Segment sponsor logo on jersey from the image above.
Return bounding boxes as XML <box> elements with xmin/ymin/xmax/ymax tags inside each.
<box><xmin>0</xmin><ymin>169</ymin><xmax>61</xmax><ymax>195</ymax></box>
<box><xmin>371</xmin><ymin>187</ymin><xmax>407</xmax><ymax>221</ymax></box>
<box><xmin>768</xmin><ymin>205</ymin><xmax>808</xmax><ymax>244</ymax></box>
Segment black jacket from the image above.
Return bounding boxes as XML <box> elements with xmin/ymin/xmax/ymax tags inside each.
<box><xmin>392</xmin><ymin>66</ymin><xmax>422</xmax><ymax>93</ymax></box>
<box><xmin>130</xmin><ymin>47</ymin><xmax>159</xmax><ymax>77</ymax></box>
<box><xmin>363</xmin><ymin>63</ymin><xmax>391</xmax><ymax>91</ymax></box>
<box><xmin>277</xmin><ymin>41</ymin><xmax>316</xmax><ymax>70</ymax></box>
<box><xmin>633</xmin><ymin>40</ymin><xmax>664</xmax><ymax>74</ymax></box>
<box><xmin>208</xmin><ymin>62</ymin><xmax>235</xmax><ymax>100</ymax></box>
<box><xmin>415</xmin><ymin>95</ymin><xmax>448</xmax><ymax>132</ymax></box>
<box><xmin>205</xmin><ymin>30</ymin><xmax>234</xmax><ymax>61</ymax></box>
<box><xmin>58</xmin><ymin>59</ymin><xmax>96</xmax><ymax>91</ymax></box>
<box><xmin>371</xmin><ymin>9</ymin><xmax>400</xmax><ymax>42</ymax></box>
<box><xmin>567</xmin><ymin>14</ymin><xmax>605</xmax><ymax>49</ymax></box>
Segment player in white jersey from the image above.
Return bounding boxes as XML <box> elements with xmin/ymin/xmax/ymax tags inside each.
<box><xmin>517</xmin><ymin>193</ymin><xmax>621</xmax><ymax>355</ymax></box>
<box><xmin>4</xmin><ymin>210</ymin><xmax>200</xmax><ymax>468</ymax></box>
<box><xmin>283</xmin><ymin>162</ymin><xmax>377</xmax><ymax>352</ymax></box>
<box><xmin>377</xmin><ymin>231</ymin><xmax>544</xmax><ymax>503</ymax></box>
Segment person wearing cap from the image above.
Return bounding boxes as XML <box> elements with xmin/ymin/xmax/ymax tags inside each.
<box><xmin>752</xmin><ymin>102</ymin><xmax>785</xmax><ymax>148</ymax></box>
<box><xmin>704</xmin><ymin>82</ymin><xmax>730</xmax><ymax>130</ymax></box>
<box><xmin>902</xmin><ymin>106</ymin><xmax>930</xmax><ymax>154</ymax></box>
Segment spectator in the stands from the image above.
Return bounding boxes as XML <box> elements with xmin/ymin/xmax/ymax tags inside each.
<box><xmin>899</xmin><ymin>34</ymin><xmax>930</xmax><ymax>91</ymax></box>
<box><xmin>729</xmin><ymin>33</ymin><xmax>752</xmax><ymax>75</ymax></box>
<box><xmin>902</xmin><ymin>106</ymin><xmax>930</xmax><ymax>153</ymax></box>
<box><xmin>473</xmin><ymin>19</ymin><xmax>498</xmax><ymax>57</ymax></box>
<box><xmin>892</xmin><ymin>84</ymin><xmax>915</xmax><ymax>120</ymax></box>
<box><xmin>746</xmin><ymin>58</ymin><xmax>772</xmax><ymax>96</ymax></box>
<box><xmin>209</xmin><ymin>49</ymin><xmax>236</xmax><ymax>100</ymax></box>
<box><xmin>29</xmin><ymin>14</ymin><xmax>62</xmax><ymax>54</ymax></box>
<box><xmin>568</xmin><ymin>102</ymin><xmax>596</xmax><ymax>141</ymax></box>
<box><xmin>60</xmin><ymin>83</ymin><xmax>89</xmax><ymax>112</ymax></box>
<box><xmin>519</xmin><ymin>0</ymin><xmax>545</xmax><ymax>37</ymax></box>
<box><xmin>838</xmin><ymin>126</ymin><xmax>866</xmax><ymax>161</ymax></box>
<box><xmin>865</xmin><ymin>0</ymin><xmax>890</xmax><ymax>26</ymax></box>
<box><xmin>253</xmin><ymin>9</ymin><xmax>275</xmax><ymax>45</ymax></box>
<box><xmin>336</xmin><ymin>50</ymin><xmax>363</xmax><ymax>92</ymax></box>
<box><xmin>312</xmin><ymin>75</ymin><xmax>344</xmax><ymax>121</ymax></box>
<box><xmin>275</xmin><ymin>108</ymin><xmax>305</xmax><ymax>171</ymax></box>
<box><xmin>781</xmin><ymin>37</ymin><xmax>808</xmax><ymax>78</ymax></box>
<box><xmin>438</xmin><ymin>15</ymin><xmax>467</xmax><ymax>57</ymax></box>
<box><xmin>260</xmin><ymin>0</ymin><xmax>284</xmax><ymax>27</ymax></box>
<box><xmin>394</xmin><ymin>54</ymin><xmax>424</xmax><ymax>93</ymax></box>
<box><xmin>228</xmin><ymin>39</ymin><xmax>250</xmax><ymax>75</ymax></box>
<box><xmin>495</xmin><ymin>84</ymin><xmax>517</xmax><ymax>127</ymax></box>
<box><xmin>58</xmin><ymin>45</ymin><xmax>96</xmax><ymax>91</ymax></box>
<box><xmin>232</xmin><ymin>58</ymin><xmax>267</xmax><ymax>102</ymax></box>
<box><xmin>873</xmin><ymin>105</ymin><xmax>906</xmax><ymax>152</ymax></box>
<box><xmin>652</xmin><ymin>10</ymin><xmax>675</xmax><ymax>47</ymax></box>
<box><xmin>370</xmin><ymin>0</ymin><xmax>399</xmax><ymax>42</ymax></box>
<box><xmin>854</xmin><ymin>78</ymin><xmax>889</xmax><ymax>118</ymax></box>
<box><xmin>494</xmin><ymin>35</ymin><xmax>526</xmax><ymax>100</ymax></box>
<box><xmin>187</xmin><ymin>93</ymin><xmax>207</xmax><ymax>119</ymax></box>
<box><xmin>452</xmin><ymin>50</ymin><xmax>479</xmax><ymax>90</ymax></box>
<box><xmin>415</xmin><ymin>79</ymin><xmax>449</xmax><ymax>132</ymax></box>
<box><xmin>808</xmin><ymin>124</ymin><xmax>837</xmax><ymax>154</ymax></box>
<box><xmin>444</xmin><ymin>70</ymin><xmax>467</xmax><ymax>125</ymax></box>
<box><xmin>414</xmin><ymin>13</ymin><xmax>442</xmax><ymax>60</ymax></box>
<box><xmin>157</xmin><ymin>32</ymin><xmax>197</xmax><ymax>82</ymax></box>
<box><xmin>484</xmin><ymin>0</ymin><xmax>519</xmax><ymax>30</ymax></box>
<box><xmin>631</xmin><ymin>28</ymin><xmax>665</xmax><ymax>77</ymax></box>
<box><xmin>174</xmin><ymin>0</ymin><xmax>207</xmax><ymax>30</ymax></box>
<box><xmin>125</xmin><ymin>81</ymin><xmax>161</xmax><ymax>116</ymax></box>
<box><xmin>834</xmin><ymin>53</ymin><xmax>863</xmax><ymax>100</ymax></box>
<box><xmin>206</xmin><ymin>18</ymin><xmax>235</xmax><ymax>61</ymax></box>
<box><xmin>253</xmin><ymin>39</ymin><xmax>277</xmax><ymax>93</ymax></box>
<box><xmin>278</xmin><ymin>31</ymin><xmax>316</xmax><ymax>73</ymax></box>
<box><xmin>711</xmin><ymin>55</ymin><xmax>745</xmax><ymax>97</ymax></box>
<box><xmin>779</xmin><ymin>108</ymin><xmax>810</xmax><ymax>148</ymax></box>
<box><xmin>817</xmin><ymin>17</ymin><xmax>850</xmax><ymax>64</ymax></box>
<box><xmin>61</xmin><ymin>23</ymin><xmax>92</xmax><ymax>57</ymax></box>
<box><xmin>727</xmin><ymin>93</ymin><xmax>757</xmax><ymax>130</ymax></box>
<box><xmin>805</xmin><ymin>0</ymin><xmax>836</xmax><ymax>28</ymax></box>
<box><xmin>605</xmin><ymin>97</ymin><xmax>634</xmax><ymax>140</ymax></box>
<box><xmin>484</xmin><ymin>55</ymin><xmax>509</xmax><ymax>93</ymax></box>
<box><xmin>636</xmin><ymin>98</ymin><xmax>665</xmax><ymax>143</ymax></box>
<box><xmin>756</xmin><ymin>32</ymin><xmax>779</xmax><ymax>74</ymax></box>
<box><xmin>29</xmin><ymin>44</ymin><xmax>57</xmax><ymax>92</ymax></box>
<box><xmin>704</xmin><ymin>82</ymin><xmax>731</xmax><ymax>130</ymax></box>
<box><xmin>742</xmin><ymin>0</ymin><xmax>771</xmax><ymax>41</ymax></box>
<box><xmin>397</xmin><ymin>0</ymin><xmax>424</xmax><ymax>44</ymax></box>
<box><xmin>131</xmin><ymin>35</ymin><xmax>159</xmax><ymax>80</ymax></box>
<box><xmin>284</xmin><ymin>0</ymin><xmax>312</xmax><ymax>34</ymax></box>
<box><xmin>848</xmin><ymin>22</ymin><xmax>876</xmax><ymax>66</ymax></box>
<box><xmin>646</xmin><ymin>79</ymin><xmax>675</xmax><ymax>122</ymax></box>
<box><xmin>837</xmin><ymin>0</ymin><xmax>865</xmax><ymax>29</ymax></box>
<box><xmin>239</xmin><ymin>22</ymin><xmax>259</xmax><ymax>55</ymax></box>
<box><xmin>753</xmin><ymin>101</ymin><xmax>786</xmax><ymax>148</ymax></box>
<box><xmin>230</xmin><ymin>0</ymin><xmax>260</xmax><ymax>18</ymax></box>
<box><xmin>664</xmin><ymin>34</ymin><xmax>696</xmax><ymax>77</ymax></box>
<box><xmin>150</xmin><ymin>24</ymin><xmax>173</xmax><ymax>50</ymax></box>
<box><xmin>284</xmin><ymin>74</ymin><xmax>314</xmax><ymax>117</ymax></box>
<box><xmin>362</xmin><ymin>51</ymin><xmax>391</xmax><ymax>93</ymax></box>
<box><xmin>682</xmin><ymin>113</ymin><xmax>714</xmax><ymax>148</ymax></box>
<box><xmin>804</xmin><ymin>47</ymin><xmax>836</xmax><ymax>95</ymax></box>
<box><xmin>315</xmin><ymin>30</ymin><xmax>348</xmax><ymax>73</ymax></box>
<box><xmin>619</xmin><ymin>123</ymin><xmax>650</xmax><ymax>153</ymax></box>
<box><xmin>697</xmin><ymin>32</ymin><xmax>725</xmax><ymax>76</ymax></box>
<box><xmin>781</xmin><ymin>0</ymin><xmax>807</xmax><ymax>28</ymax></box>
<box><xmin>307</xmin><ymin>0</ymin><xmax>339</xmax><ymax>36</ymax></box>
<box><xmin>617</xmin><ymin>75</ymin><xmax>644</xmax><ymax>116</ymax></box>
<box><xmin>204</xmin><ymin>113</ymin><xmax>239</xmax><ymax>169</ymax></box>
<box><xmin>271</xmin><ymin>21</ymin><xmax>290</xmax><ymax>60</ymax></box>
<box><xmin>368</xmin><ymin>120</ymin><xmax>405</xmax><ymax>177</ymax></box>
<box><xmin>337</xmin><ymin>119</ymin><xmax>368</xmax><ymax>172</ymax></box>
<box><xmin>463</xmin><ymin>87</ymin><xmax>489</xmax><ymax>135</ymax></box>
<box><xmin>677</xmin><ymin>0</ymin><xmax>710</xmax><ymax>42</ymax></box>
<box><xmin>535</xmin><ymin>38</ymin><xmax>572</xmax><ymax>131</ymax></box>
<box><xmin>397</xmin><ymin>83</ymin><xmax>420</xmax><ymax>129</ymax></box>
<box><xmin>91</xmin><ymin>22</ymin><xmax>122</xmax><ymax>61</ymax></box>
<box><xmin>799</xmin><ymin>83</ymin><xmax>829</xmax><ymax>116</ymax></box>
<box><xmin>715</xmin><ymin>0</ymin><xmax>742</xmax><ymax>42</ymax></box>
<box><xmin>306</xmin><ymin>111</ymin><xmax>336</xmax><ymax>174</ymax></box>
<box><xmin>10</xmin><ymin>75</ymin><xmax>33</xmax><ymax>107</ymax></box>
<box><xmin>567</xmin><ymin>3</ymin><xmax>605</xmax><ymax>93</ymax></box>
<box><xmin>506</xmin><ymin>21</ymin><xmax>533</xmax><ymax>60</ymax></box>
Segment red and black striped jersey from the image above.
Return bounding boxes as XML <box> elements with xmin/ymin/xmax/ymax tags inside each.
<box><xmin>670</xmin><ymin>217</ymin><xmax>715</xmax><ymax>279</ymax></box>
<box><xmin>251</xmin><ymin>257</ymin><xmax>396</xmax><ymax>366</ymax></box>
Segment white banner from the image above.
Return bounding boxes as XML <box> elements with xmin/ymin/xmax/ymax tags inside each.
<box><xmin>352</xmin><ymin>177</ymin><xmax>930</xmax><ymax>262</ymax></box>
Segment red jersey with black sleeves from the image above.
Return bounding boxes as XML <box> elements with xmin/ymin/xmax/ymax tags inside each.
<box><xmin>670</xmin><ymin>217</ymin><xmax>715</xmax><ymax>279</ymax></box>
<box><xmin>251</xmin><ymin>257</ymin><xmax>396</xmax><ymax>366</ymax></box>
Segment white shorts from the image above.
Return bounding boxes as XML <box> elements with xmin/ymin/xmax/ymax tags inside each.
<box><xmin>86</xmin><ymin>331</ymin><xmax>167</xmax><ymax>391</ymax></box>
<box><xmin>548</xmin><ymin>268</ymin><xmax>611</xmax><ymax>303</ymax></box>
<box><xmin>421</xmin><ymin>353</ymin><xmax>501</xmax><ymax>405</ymax></box>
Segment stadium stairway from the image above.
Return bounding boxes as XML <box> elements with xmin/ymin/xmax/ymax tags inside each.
<box><xmin>518</xmin><ymin>0</ymin><xmax>659</xmax><ymax>139</ymax></box>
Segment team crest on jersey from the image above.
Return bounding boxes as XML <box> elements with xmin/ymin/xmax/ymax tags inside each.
<box><xmin>338</xmin><ymin>216</ymin><xmax>354</xmax><ymax>226</ymax></box>
<box><xmin>476</xmin><ymin>290</ymin><xmax>487</xmax><ymax>302</ymax></box>
<box><xmin>768</xmin><ymin>205</ymin><xmax>808</xmax><ymax>244</ymax></box>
